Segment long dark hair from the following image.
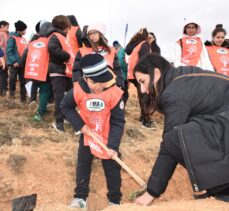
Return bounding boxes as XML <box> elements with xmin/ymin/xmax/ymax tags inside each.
<box><xmin>127</xmin><ymin>28</ymin><xmax>148</xmax><ymax>46</ymax></box>
<box><xmin>88</xmin><ymin>31</ymin><xmax>111</xmax><ymax>53</ymax></box>
<box><xmin>134</xmin><ymin>53</ymin><xmax>172</xmax><ymax>113</ymax></box>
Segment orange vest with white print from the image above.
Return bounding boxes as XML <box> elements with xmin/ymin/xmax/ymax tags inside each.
<box><xmin>24</xmin><ymin>37</ymin><xmax>49</xmax><ymax>81</ymax></box>
<box><xmin>127</xmin><ymin>41</ymin><xmax>145</xmax><ymax>79</ymax></box>
<box><xmin>73</xmin><ymin>82</ymin><xmax>123</xmax><ymax>159</ymax></box>
<box><xmin>12</xmin><ymin>36</ymin><xmax>27</xmax><ymax>57</ymax></box>
<box><xmin>79</xmin><ymin>46</ymin><xmax>116</xmax><ymax>68</ymax></box>
<box><xmin>207</xmin><ymin>46</ymin><xmax>229</xmax><ymax>76</ymax></box>
<box><xmin>179</xmin><ymin>37</ymin><xmax>202</xmax><ymax>66</ymax></box>
<box><xmin>67</xmin><ymin>26</ymin><xmax>80</xmax><ymax>55</ymax></box>
<box><xmin>53</xmin><ymin>32</ymin><xmax>75</xmax><ymax>78</ymax></box>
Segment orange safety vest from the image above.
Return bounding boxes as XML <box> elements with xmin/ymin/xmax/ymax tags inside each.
<box><xmin>12</xmin><ymin>36</ymin><xmax>27</xmax><ymax>57</ymax></box>
<box><xmin>53</xmin><ymin>32</ymin><xmax>75</xmax><ymax>78</ymax></box>
<box><xmin>127</xmin><ymin>41</ymin><xmax>145</xmax><ymax>80</ymax></box>
<box><xmin>67</xmin><ymin>26</ymin><xmax>80</xmax><ymax>55</ymax></box>
<box><xmin>79</xmin><ymin>46</ymin><xmax>116</xmax><ymax>68</ymax></box>
<box><xmin>179</xmin><ymin>37</ymin><xmax>202</xmax><ymax>66</ymax></box>
<box><xmin>207</xmin><ymin>45</ymin><xmax>229</xmax><ymax>76</ymax></box>
<box><xmin>24</xmin><ymin>37</ymin><xmax>49</xmax><ymax>81</ymax></box>
<box><xmin>73</xmin><ymin>82</ymin><xmax>123</xmax><ymax>159</ymax></box>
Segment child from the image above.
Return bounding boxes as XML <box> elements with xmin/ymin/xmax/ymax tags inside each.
<box><xmin>173</xmin><ymin>19</ymin><xmax>213</xmax><ymax>70</ymax></box>
<box><xmin>6</xmin><ymin>20</ymin><xmax>27</xmax><ymax>101</ymax></box>
<box><xmin>205</xmin><ymin>24</ymin><xmax>229</xmax><ymax>75</ymax></box>
<box><xmin>61</xmin><ymin>54</ymin><xmax>125</xmax><ymax>208</ymax></box>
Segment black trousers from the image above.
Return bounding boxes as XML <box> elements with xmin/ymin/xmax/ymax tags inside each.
<box><xmin>9</xmin><ymin>66</ymin><xmax>26</xmax><ymax>100</ymax></box>
<box><xmin>74</xmin><ymin>137</ymin><xmax>122</xmax><ymax>204</ymax></box>
<box><xmin>0</xmin><ymin>67</ymin><xmax>8</xmax><ymax>95</ymax></box>
<box><xmin>30</xmin><ymin>81</ymin><xmax>39</xmax><ymax>102</ymax></box>
<box><xmin>51</xmin><ymin>76</ymin><xmax>72</xmax><ymax>123</ymax></box>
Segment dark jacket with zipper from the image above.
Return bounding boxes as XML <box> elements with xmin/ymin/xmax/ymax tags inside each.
<box><xmin>147</xmin><ymin>66</ymin><xmax>229</xmax><ymax>197</ymax></box>
<box><xmin>47</xmin><ymin>28</ymin><xmax>70</xmax><ymax>76</ymax></box>
<box><xmin>60</xmin><ymin>79</ymin><xmax>125</xmax><ymax>150</ymax></box>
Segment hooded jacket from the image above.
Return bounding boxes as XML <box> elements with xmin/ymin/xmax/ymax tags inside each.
<box><xmin>172</xmin><ymin>20</ymin><xmax>213</xmax><ymax>71</ymax></box>
<box><xmin>6</xmin><ymin>31</ymin><xmax>25</xmax><ymax>65</ymax></box>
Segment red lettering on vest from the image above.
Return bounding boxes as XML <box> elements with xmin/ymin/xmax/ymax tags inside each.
<box><xmin>24</xmin><ymin>37</ymin><xmax>49</xmax><ymax>81</ymax></box>
<box><xmin>53</xmin><ymin>32</ymin><xmax>75</xmax><ymax>78</ymax></box>
<box><xmin>207</xmin><ymin>46</ymin><xmax>229</xmax><ymax>76</ymax></box>
<box><xmin>127</xmin><ymin>41</ymin><xmax>145</xmax><ymax>79</ymax></box>
<box><xmin>73</xmin><ymin>83</ymin><xmax>123</xmax><ymax>159</ymax></box>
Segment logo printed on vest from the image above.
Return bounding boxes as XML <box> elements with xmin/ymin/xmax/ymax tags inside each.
<box><xmin>86</xmin><ymin>99</ymin><xmax>105</xmax><ymax>111</ymax></box>
<box><xmin>186</xmin><ymin>39</ymin><xmax>197</xmax><ymax>44</ymax></box>
<box><xmin>20</xmin><ymin>39</ymin><xmax>27</xmax><ymax>45</ymax></box>
<box><xmin>217</xmin><ymin>48</ymin><xmax>228</xmax><ymax>55</ymax></box>
<box><xmin>33</xmin><ymin>42</ymin><xmax>46</xmax><ymax>49</ymax></box>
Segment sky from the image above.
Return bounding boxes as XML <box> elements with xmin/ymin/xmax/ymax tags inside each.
<box><xmin>2</xmin><ymin>0</ymin><xmax>229</xmax><ymax>60</ymax></box>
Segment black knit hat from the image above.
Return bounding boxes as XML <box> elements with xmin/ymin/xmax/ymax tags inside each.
<box><xmin>15</xmin><ymin>20</ymin><xmax>27</xmax><ymax>32</ymax></box>
<box><xmin>81</xmin><ymin>54</ymin><xmax>113</xmax><ymax>83</ymax></box>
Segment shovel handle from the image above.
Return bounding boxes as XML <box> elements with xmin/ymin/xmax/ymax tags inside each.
<box><xmin>88</xmin><ymin>131</ymin><xmax>146</xmax><ymax>187</ymax></box>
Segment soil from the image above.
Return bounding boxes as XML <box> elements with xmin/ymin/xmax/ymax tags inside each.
<box><xmin>0</xmin><ymin>84</ymin><xmax>228</xmax><ymax>211</ymax></box>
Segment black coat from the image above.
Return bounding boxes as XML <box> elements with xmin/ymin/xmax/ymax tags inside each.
<box><xmin>147</xmin><ymin>66</ymin><xmax>229</xmax><ymax>197</ymax></box>
<box><xmin>47</xmin><ymin>28</ymin><xmax>70</xmax><ymax>76</ymax></box>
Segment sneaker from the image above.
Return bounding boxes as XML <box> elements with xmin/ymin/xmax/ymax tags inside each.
<box><xmin>68</xmin><ymin>198</ymin><xmax>88</xmax><ymax>208</ymax></box>
<box><xmin>32</xmin><ymin>113</ymin><xmax>42</xmax><ymax>122</ymax></box>
<box><xmin>75</xmin><ymin>131</ymin><xmax>81</xmax><ymax>136</ymax></box>
<box><xmin>52</xmin><ymin>122</ymin><xmax>65</xmax><ymax>133</ymax></box>
<box><xmin>141</xmin><ymin>119</ymin><xmax>157</xmax><ymax>130</ymax></box>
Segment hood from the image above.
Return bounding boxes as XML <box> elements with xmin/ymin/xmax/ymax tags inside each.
<box><xmin>39</xmin><ymin>22</ymin><xmax>52</xmax><ymax>37</ymax></box>
<box><xmin>183</xmin><ymin>19</ymin><xmax>201</xmax><ymax>35</ymax></box>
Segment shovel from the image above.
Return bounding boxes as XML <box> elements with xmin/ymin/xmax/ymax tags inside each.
<box><xmin>88</xmin><ymin>131</ymin><xmax>146</xmax><ymax>188</ymax></box>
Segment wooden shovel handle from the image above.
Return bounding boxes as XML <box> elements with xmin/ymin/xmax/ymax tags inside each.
<box><xmin>88</xmin><ymin>131</ymin><xmax>146</xmax><ymax>187</ymax></box>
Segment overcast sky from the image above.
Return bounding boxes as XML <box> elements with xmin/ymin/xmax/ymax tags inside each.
<box><xmin>2</xmin><ymin>0</ymin><xmax>229</xmax><ymax>60</ymax></box>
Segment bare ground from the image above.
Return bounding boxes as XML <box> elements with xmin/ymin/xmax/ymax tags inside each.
<box><xmin>0</xmin><ymin>85</ymin><xmax>228</xmax><ymax>211</ymax></box>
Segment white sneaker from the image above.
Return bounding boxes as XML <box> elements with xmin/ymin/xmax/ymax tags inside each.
<box><xmin>68</xmin><ymin>198</ymin><xmax>87</xmax><ymax>208</ymax></box>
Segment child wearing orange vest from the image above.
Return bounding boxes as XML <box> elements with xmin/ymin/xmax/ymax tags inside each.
<box><xmin>205</xmin><ymin>24</ymin><xmax>229</xmax><ymax>76</ymax></box>
<box><xmin>6</xmin><ymin>20</ymin><xmax>27</xmax><ymax>101</ymax></box>
<box><xmin>61</xmin><ymin>54</ymin><xmax>125</xmax><ymax>208</ymax></box>
<box><xmin>72</xmin><ymin>23</ymin><xmax>124</xmax><ymax>91</ymax></box>
<box><xmin>48</xmin><ymin>15</ymin><xmax>74</xmax><ymax>133</ymax></box>
<box><xmin>173</xmin><ymin>20</ymin><xmax>213</xmax><ymax>70</ymax></box>
<box><xmin>125</xmin><ymin>28</ymin><xmax>156</xmax><ymax>129</ymax></box>
<box><xmin>22</xmin><ymin>22</ymin><xmax>53</xmax><ymax>122</ymax></box>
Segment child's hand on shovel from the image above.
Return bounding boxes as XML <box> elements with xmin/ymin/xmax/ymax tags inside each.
<box><xmin>135</xmin><ymin>191</ymin><xmax>154</xmax><ymax>206</ymax></box>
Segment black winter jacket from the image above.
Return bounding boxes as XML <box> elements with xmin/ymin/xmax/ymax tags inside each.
<box><xmin>48</xmin><ymin>28</ymin><xmax>70</xmax><ymax>76</ymax></box>
<box><xmin>147</xmin><ymin>66</ymin><xmax>229</xmax><ymax>197</ymax></box>
<box><xmin>60</xmin><ymin>79</ymin><xmax>125</xmax><ymax>150</ymax></box>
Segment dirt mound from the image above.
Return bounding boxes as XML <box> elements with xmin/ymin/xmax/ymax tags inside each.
<box><xmin>0</xmin><ymin>88</ymin><xmax>228</xmax><ymax>211</ymax></box>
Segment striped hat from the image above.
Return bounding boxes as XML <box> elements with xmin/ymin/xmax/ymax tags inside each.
<box><xmin>81</xmin><ymin>54</ymin><xmax>113</xmax><ymax>83</ymax></box>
